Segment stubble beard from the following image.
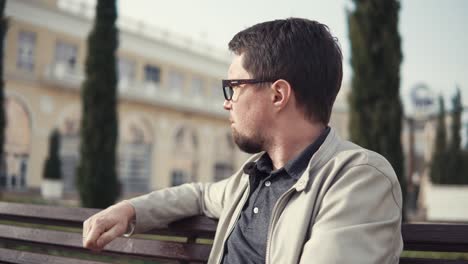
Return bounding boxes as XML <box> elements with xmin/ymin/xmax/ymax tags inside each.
<box><xmin>231</xmin><ymin>127</ymin><xmax>264</xmax><ymax>154</ymax></box>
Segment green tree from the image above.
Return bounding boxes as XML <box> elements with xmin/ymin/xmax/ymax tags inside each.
<box><xmin>77</xmin><ymin>0</ymin><xmax>119</xmax><ymax>208</ymax></box>
<box><xmin>465</xmin><ymin>122</ymin><xmax>468</xmax><ymax>150</ymax></box>
<box><xmin>43</xmin><ymin>130</ymin><xmax>62</xmax><ymax>180</ymax></box>
<box><xmin>447</xmin><ymin>88</ymin><xmax>466</xmax><ymax>184</ymax></box>
<box><xmin>0</xmin><ymin>0</ymin><xmax>7</xmax><ymax>180</ymax></box>
<box><xmin>465</xmin><ymin>108</ymin><xmax>468</xmax><ymax>184</ymax></box>
<box><xmin>347</xmin><ymin>0</ymin><xmax>406</xmax><ymax>214</ymax></box>
<box><xmin>430</xmin><ymin>96</ymin><xmax>447</xmax><ymax>184</ymax></box>
<box><xmin>465</xmin><ymin>123</ymin><xmax>468</xmax><ymax>184</ymax></box>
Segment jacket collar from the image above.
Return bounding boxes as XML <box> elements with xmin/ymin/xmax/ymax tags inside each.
<box><xmin>239</xmin><ymin>127</ymin><xmax>341</xmax><ymax>192</ymax></box>
<box><xmin>294</xmin><ymin>127</ymin><xmax>341</xmax><ymax>192</ymax></box>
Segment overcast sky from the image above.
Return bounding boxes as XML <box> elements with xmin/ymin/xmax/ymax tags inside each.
<box><xmin>88</xmin><ymin>0</ymin><xmax>468</xmax><ymax>115</ymax></box>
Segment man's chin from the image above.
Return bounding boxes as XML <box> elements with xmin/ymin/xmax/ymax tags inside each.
<box><xmin>238</xmin><ymin>146</ymin><xmax>262</xmax><ymax>154</ymax></box>
<box><xmin>232</xmin><ymin>133</ymin><xmax>263</xmax><ymax>154</ymax></box>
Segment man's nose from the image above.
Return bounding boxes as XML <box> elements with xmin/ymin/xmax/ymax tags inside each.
<box><xmin>223</xmin><ymin>99</ymin><xmax>232</xmax><ymax>110</ymax></box>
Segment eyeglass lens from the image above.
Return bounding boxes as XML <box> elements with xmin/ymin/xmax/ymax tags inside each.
<box><xmin>224</xmin><ymin>86</ymin><xmax>234</xmax><ymax>100</ymax></box>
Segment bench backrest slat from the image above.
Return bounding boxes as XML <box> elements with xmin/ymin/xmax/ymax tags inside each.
<box><xmin>0</xmin><ymin>224</ymin><xmax>211</xmax><ymax>262</ymax></box>
<box><xmin>0</xmin><ymin>201</ymin><xmax>217</xmax><ymax>238</ymax></box>
<box><xmin>0</xmin><ymin>248</ymin><xmax>109</xmax><ymax>264</ymax></box>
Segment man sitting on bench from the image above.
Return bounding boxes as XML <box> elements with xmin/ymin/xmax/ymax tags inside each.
<box><xmin>83</xmin><ymin>17</ymin><xmax>403</xmax><ymax>264</ymax></box>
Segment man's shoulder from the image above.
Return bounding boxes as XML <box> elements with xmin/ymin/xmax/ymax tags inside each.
<box><xmin>332</xmin><ymin>139</ymin><xmax>398</xmax><ymax>181</ymax></box>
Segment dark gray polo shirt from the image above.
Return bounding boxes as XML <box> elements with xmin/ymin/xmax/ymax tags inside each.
<box><xmin>221</xmin><ymin>127</ymin><xmax>330</xmax><ymax>264</ymax></box>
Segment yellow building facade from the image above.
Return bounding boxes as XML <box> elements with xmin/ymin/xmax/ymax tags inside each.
<box><xmin>2</xmin><ymin>0</ymin><xmax>350</xmax><ymax>197</ymax></box>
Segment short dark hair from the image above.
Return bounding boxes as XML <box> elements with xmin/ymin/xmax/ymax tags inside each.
<box><xmin>228</xmin><ymin>18</ymin><xmax>343</xmax><ymax>124</ymax></box>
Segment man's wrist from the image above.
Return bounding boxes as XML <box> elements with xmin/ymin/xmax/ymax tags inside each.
<box><xmin>120</xmin><ymin>200</ymin><xmax>136</xmax><ymax>237</ymax></box>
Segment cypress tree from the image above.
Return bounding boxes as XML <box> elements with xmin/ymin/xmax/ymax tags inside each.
<box><xmin>465</xmin><ymin>122</ymin><xmax>468</xmax><ymax>150</ymax></box>
<box><xmin>0</xmin><ymin>0</ymin><xmax>7</xmax><ymax>180</ymax></box>
<box><xmin>447</xmin><ymin>88</ymin><xmax>464</xmax><ymax>184</ymax></box>
<box><xmin>430</xmin><ymin>96</ymin><xmax>447</xmax><ymax>184</ymax></box>
<box><xmin>465</xmin><ymin>122</ymin><xmax>468</xmax><ymax>184</ymax></box>
<box><xmin>78</xmin><ymin>0</ymin><xmax>119</xmax><ymax>208</ymax></box>
<box><xmin>348</xmin><ymin>0</ymin><xmax>406</xmax><ymax>213</ymax></box>
<box><xmin>43</xmin><ymin>130</ymin><xmax>62</xmax><ymax>180</ymax></box>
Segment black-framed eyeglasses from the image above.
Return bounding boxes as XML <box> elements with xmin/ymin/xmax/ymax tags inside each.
<box><xmin>222</xmin><ymin>79</ymin><xmax>276</xmax><ymax>100</ymax></box>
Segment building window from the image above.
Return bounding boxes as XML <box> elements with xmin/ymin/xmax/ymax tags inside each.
<box><xmin>54</xmin><ymin>41</ymin><xmax>78</xmax><ymax>68</ymax></box>
<box><xmin>118</xmin><ymin>58</ymin><xmax>136</xmax><ymax>82</ymax></box>
<box><xmin>118</xmin><ymin>58</ymin><xmax>136</xmax><ymax>91</ymax></box>
<box><xmin>144</xmin><ymin>65</ymin><xmax>161</xmax><ymax>84</ymax></box>
<box><xmin>168</xmin><ymin>70</ymin><xmax>185</xmax><ymax>94</ymax></box>
<box><xmin>191</xmin><ymin>76</ymin><xmax>204</xmax><ymax>97</ymax></box>
<box><xmin>118</xmin><ymin>120</ymin><xmax>153</xmax><ymax>194</ymax></box>
<box><xmin>213</xmin><ymin>132</ymin><xmax>235</xmax><ymax>182</ymax></box>
<box><xmin>2</xmin><ymin>154</ymin><xmax>29</xmax><ymax>190</ymax></box>
<box><xmin>118</xmin><ymin>143</ymin><xmax>151</xmax><ymax>194</ymax></box>
<box><xmin>171</xmin><ymin>170</ymin><xmax>188</xmax><ymax>186</ymax></box>
<box><xmin>60</xmin><ymin>133</ymin><xmax>80</xmax><ymax>192</ymax></box>
<box><xmin>17</xmin><ymin>31</ymin><xmax>37</xmax><ymax>72</ymax></box>
<box><xmin>4</xmin><ymin>98</ymin><xmax>32</xmax><ymax>190</ymax></box>
<box><xmin>172</xmin><ymin>127</ymin><xmax>199</xmax><ymax>183</ymax></box>
<box><xmin>212</xmin><ymin>81</ymin><xmax>222</xmax><ymax>99</ymax></box>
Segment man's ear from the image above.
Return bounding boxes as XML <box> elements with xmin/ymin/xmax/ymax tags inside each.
<box><xmin>271</xmin><ymin>79</ymin><xmax>292</xmax><ymax>109</ymax></box>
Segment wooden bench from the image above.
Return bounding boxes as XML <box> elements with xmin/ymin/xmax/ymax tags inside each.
<box><xmin>0</xmin><ymin>202</ymin><xmax>467</xmax><ymax>263</ymax></box>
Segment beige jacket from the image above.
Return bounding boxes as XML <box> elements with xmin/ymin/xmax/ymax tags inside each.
<box><xmin>129</xmin><ymin>128</ymin><xmax>403</xmax><ymax>264</ymax></box>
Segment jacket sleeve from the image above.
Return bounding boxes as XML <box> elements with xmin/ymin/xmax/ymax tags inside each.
<box><xmin>299</xmin><ymin>163</ymin><xmax>403</xmax><ymax>264</ymax></box>
<box><xmin>127</xmin><ymin>178</ymin><xmax>231</xmax><ymax>233</ymax></box>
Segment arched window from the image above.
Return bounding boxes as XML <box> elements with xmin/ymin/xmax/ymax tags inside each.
<box><xmin>213</xmin><ymin>132</ymin><xmax>235</xmax><ymax>182</ymax></box>
<box><xmin>2</xmin><ymin>97</ymin><xmax>31</xmax><ymax>190</ymax></box>
<box><xmin>171</xmin><ymin>126</ymin><xmax>198</xmax><ymax>186</ymax></box>
<box><xmin>118</xmin><ymin>117</ymin><xmax>153</xmax><ymax>194</ymax></box>
<box><xmin>58</xmin><ymin>111</ymin><xmax>81</xmax><ymax>193</ymax></box>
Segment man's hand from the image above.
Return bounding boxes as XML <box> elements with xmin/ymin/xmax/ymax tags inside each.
<box><xmin>82</xmin><ymin>201</ymin><xmax>135</xmax><ymax>251</ymax></box>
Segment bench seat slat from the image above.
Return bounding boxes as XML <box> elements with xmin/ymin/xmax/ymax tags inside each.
<box><xmin>0</xmin><ymin>224</ymin><xmax>211</xmax><ymax>262</ymax></box>
<box><xmin>400</xmin><ymin>257</ymin><xmax>468</xmax><ymax>264</ymax></box>
<box><xmin>0</xmin><ymin>248</ymin><xmax>108</xmax><ymax>264</ymax></box>
<box><xmin>404</xmin><ymin>243</ymin><xmax>468</xmax><ymax>253</ymax></box>
<box><xmin>403</xmin><ymin>224</ymin><xmax>468</xmax><ymax>252</ymax></box>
